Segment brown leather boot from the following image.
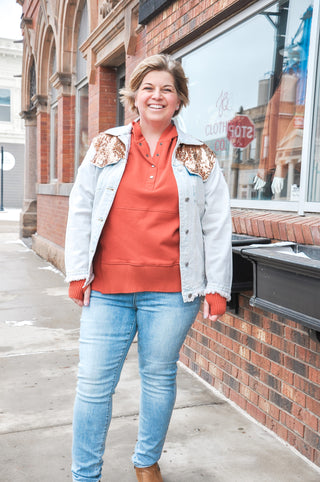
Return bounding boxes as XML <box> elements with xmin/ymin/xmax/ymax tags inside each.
<box><xmin>135</xmin><ymin>462</ymin><xmax>163</xmax><ymax>482</ymax></box>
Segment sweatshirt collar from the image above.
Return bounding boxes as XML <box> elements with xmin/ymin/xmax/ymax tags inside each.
<box><xmin>105</xmin><ymin>118</ymin><xmax>203</xmax><ymax>148</ymax></box>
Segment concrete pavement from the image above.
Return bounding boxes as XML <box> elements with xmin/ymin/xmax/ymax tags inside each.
<box><xmin>1</xmin><ymin>209</ymin><xmax>320</xmax><ymax>482</ymax></box>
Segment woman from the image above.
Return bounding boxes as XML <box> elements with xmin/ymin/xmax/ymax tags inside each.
<box><xmin>65</xmin><ymin>54</ymin><xmax>232</xmax><ymax>482</ymax></box>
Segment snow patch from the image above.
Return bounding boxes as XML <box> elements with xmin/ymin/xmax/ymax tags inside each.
<box><xmin>5</xmin><ymin>320</ymin><xmax>35</xmax><ymax>327</ymax></box>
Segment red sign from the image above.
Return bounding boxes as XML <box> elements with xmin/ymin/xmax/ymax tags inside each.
<box><xmin>227</xmin><ymin>115</ymin><xmax>255</xmax><ymax>148</ymax></box>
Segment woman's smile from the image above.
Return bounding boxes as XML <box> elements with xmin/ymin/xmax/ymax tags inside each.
<box><xmin>135</xmin><ymin>70</ymin><xmax>180</xmax><ymax>129</ymax></box>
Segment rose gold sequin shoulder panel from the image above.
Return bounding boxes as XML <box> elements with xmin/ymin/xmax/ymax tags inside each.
<box><xmin>91</xmin><ymin>132</ymin><xmax>126</xmax><ymax>168</ymax></box>
<box><xmin>175</xmin><ymin>144</ymin><xmax>216</xmax><ymax>181</ymax></box>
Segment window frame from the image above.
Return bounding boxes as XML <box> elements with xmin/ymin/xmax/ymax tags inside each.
<box><xmin>74</xmin><ymin>77</ymin><xmax>89</xmax><ymax>175</ymax></box>
<box><xmin>174</xmin><ymin>0</ymin><xmax>320</xmax><ymax>214</ymax></box>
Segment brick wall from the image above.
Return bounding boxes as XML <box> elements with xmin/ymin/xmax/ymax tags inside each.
<box><xmin>145</xmin><ymin>0</ymin><xmax>256</xmax><ymax>55</ymax></box>
<box><xmin>37</xmin><ymin>111</ymin><xmax>50</xmax><ymax>183</ymax></box>
<box><xmin>37</xmin><ymin>195</ymin><xmax>69</xmax><ymax>248</ymax></box>
<box><xmin>180</xmin><ymin>294</ymin><xmax>320</xmax><ymax>465</ymax></box>
<box><xmin>88</xmin><ymin>66</ymin><xmax>117</xmax><ymax>142</ymax></box>
<box><xmin>57</xmin><ymin>94</ymin><xmax>75</xmax><ymax>183</ymax></box>
<box><xmin>232</xmin><ymin>209</ymin><xmax>320</xmax><ymax>246</ymax></box>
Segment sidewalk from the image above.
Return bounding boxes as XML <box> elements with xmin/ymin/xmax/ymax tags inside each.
<box><xmin>1</xmin><ymin>210</ymin><xmax>320</xmax><ymax>482</ymax></box>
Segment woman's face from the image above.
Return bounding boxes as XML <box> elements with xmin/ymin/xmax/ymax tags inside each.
<box><xmin>134</xmin><ymin>70</ymin><xmax>180</xmax><ymax>130</ymax></box>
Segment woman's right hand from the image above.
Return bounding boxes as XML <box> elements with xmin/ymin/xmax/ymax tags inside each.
<box><xmin>71</xmin><ymin>284</ymin><xmax>92</xmax><ymax>307</ymax></box>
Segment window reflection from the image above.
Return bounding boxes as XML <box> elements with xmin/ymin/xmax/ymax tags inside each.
<box><xmin>179</xmin><ymin>0</ymin><xmax>313</xmax><ymax>202</ymax></box>
<box><xmin>309</xmin><ymin>44</ymin><xmax>320</xmax><ymax>202</ymax></box>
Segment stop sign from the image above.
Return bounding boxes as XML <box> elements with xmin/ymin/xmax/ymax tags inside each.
<box><xmin>227</xmin><ymin>115</ymin><xmax>255</xmax><ymax>148</ymax></box>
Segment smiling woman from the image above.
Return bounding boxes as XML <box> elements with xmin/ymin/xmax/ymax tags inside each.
<box><xmin>65</xmin><ymin>54</ymin><xmax>232</xmax><ymax>482</ymax></box>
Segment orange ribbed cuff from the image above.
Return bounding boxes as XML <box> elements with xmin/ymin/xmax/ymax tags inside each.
<box><xmin>69</xmin><ymin>279</ymin><xmax>86</xmax><ymax>301</ymax></box>
<box><xmin>205</xmin><ymin>293</ymin><xmax>226</xmax><ymax>316</ymax></box>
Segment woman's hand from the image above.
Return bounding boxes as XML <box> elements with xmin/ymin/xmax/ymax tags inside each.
<box><xmin>72</xmin><ymin>285</ymin><xmax>92</xmax><ymax>307</ymax></box>
<box><xmin>203</xmin><ymin>299</ymin><xmax>219</xmax><ymax>322</ymax></box>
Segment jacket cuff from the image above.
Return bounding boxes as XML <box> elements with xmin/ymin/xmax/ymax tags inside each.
<box><xmin>205</xmin><ymin>293</ymin><xmax>226</xmax><ymax>316</ymax></box>
<box><xmin>69</xmin><ymin>279</ymin><xmax>86</xmax><ymax>301</ymax></box>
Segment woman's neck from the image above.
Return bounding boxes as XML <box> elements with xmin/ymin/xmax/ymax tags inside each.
<box><xmin>139</xmin><ymin>120</ymin><xmax>172</xmax><ymax>156</ymax></box>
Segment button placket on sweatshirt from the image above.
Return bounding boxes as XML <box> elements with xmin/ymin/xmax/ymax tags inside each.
<box><xmin>138</xmin><ymin>140</ymin><xmax>159</xmax><ymax>190</ymax></box>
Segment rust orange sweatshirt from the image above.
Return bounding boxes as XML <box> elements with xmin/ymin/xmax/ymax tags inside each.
<box><xmin>69</xmin><ymin>121</ymin><xmax>226</xmax><ymax>315</ymax></box>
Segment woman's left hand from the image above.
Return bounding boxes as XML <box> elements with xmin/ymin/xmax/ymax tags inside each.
<box><xmin>203</xmin><ymin>299</ymin><xmax>219</xmax><ymax>322</ymax></box>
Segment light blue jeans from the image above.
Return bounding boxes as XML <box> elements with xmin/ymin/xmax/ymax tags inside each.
<box><xmin>72</xmin><ymin>291</ymin><xmax>201</xmax><ymax>482</ymax></box>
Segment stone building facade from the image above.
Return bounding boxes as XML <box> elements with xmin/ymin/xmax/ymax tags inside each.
<box><xmin>18</xmin><ymin>0</ymin><xmax>320</xmax><ymax>467</ymax></box>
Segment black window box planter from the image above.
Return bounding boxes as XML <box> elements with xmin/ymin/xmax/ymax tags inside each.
<box><xmin>228</xmin><ymin>235</ymin><xmax>270</xmax><ymax>312</ymax></box>
<box><xmin>235</xmin><ymin>243</ymin><xmax>320</xmax><ymax>331</ymax></box>
<box><xmin>231</xmin><ymin>235</ymin><xmax>271</xmax><ymax>292</ymax></box>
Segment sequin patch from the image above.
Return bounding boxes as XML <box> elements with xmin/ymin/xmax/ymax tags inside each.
<box><xmin>175</xmin><ymin>144</ymin><xmax>215</xmax><ymax>181</ymax></box>
<box><xmin>91</xmin><ymin>132</ymin><xmax>126</xmax><ymax>167</ymax></box>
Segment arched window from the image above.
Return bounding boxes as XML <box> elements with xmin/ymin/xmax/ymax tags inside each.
<box><xmin>49</xmin><ymin>42</ymin><xmax>58</xmax><ymax>181</ymax></box>
<box><xmin>29</xmin><ymin>59</ymin><xmax>36</xmax><ymax>110</ymax></box>
<box><xmin>75</xmin><ymin>2</ymin><xmax>89</xmax><ymax>172</ymax></box>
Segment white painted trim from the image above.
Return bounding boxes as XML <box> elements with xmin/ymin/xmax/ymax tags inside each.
<box><xmin>298</xmin><ymin>0</ymin><xmax>320</xmax><ymax>215</ymax></box>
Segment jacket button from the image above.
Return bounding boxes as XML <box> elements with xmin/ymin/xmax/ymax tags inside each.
<box><xmin>185</xmin><ymin>262</ymin><xmax>189</xmax><ymax>267</ymax></box>
<box><xmin>185</xmin><ymin>197</ymin><xmax>189</xmax><ymax>202</ymax></box>
<box><xmin>188</xmin><ymin>293</ymin><xmax>192</xmax><ymax>298</ymax></box>
<box><xmin>185</xmin><ymin>230</ymin><xmax>189</xmax><ymax>234</ymax></box>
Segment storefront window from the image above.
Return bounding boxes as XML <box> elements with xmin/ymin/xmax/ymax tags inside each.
<box><xmin>0</xmin><ymin>88</ymin><xmax>11</xmax><ymax>122</ymax></box>
<box><xmin>75</xmin><ymin>82</ymin><xmax>89</xmax><ymax>168</ymax></box>
<box><xmin>75</xmin><ymin>2</ymin><xmax>89</xmax><ymax>173</ymax></box>
<box><xmin>179</xmin><ymin>0</ymin><xmax>314</xmax><ymax>203</ymax></box>
<box><xmin>49</xmin><ymin>43</ymin><xmax>58</xmax><ymax>181</ymax></box>
<box><xmin>309</xmin><ymin>47</ymin><xmax>320</xmax><ymax>202</ymax></box>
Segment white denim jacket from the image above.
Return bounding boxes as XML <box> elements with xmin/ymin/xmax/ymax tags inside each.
<box><xmin>65</xmin><ymin>122</ymin><xmax>232</xmax><ymax>302</ymax></box>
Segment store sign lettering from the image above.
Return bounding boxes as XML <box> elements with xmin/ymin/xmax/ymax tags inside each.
<box><xmin>212</xmin><ymin>138</ymin><xmax>228</xmax><ymax>152</ymax></box>
<box><xmin>205</xmin><ymin>121</ymin><xmax>228</xmax><ymax>137</ymax></box>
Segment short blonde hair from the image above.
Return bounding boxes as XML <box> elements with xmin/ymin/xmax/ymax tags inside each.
<box><xmin>120</xmin><ymin>54</ymin><xmax>189</xmax><ymax>116</ymax></box>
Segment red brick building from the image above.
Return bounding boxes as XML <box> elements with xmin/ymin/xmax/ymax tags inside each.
<box><xmin>18</xmin><ymin>0</ymin><xmax>320</xmax><ymax>467</ymax></box>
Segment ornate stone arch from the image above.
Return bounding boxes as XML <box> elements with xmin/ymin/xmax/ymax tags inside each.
<box><xmin>37</xmin><ymin>24</ymin><xmax>55</xmax><ymax>99</ymax></box>
<box><xmin>59</xmin><ymin>0</ymin><xmax>93</xmax><ymax>82</ymax></box>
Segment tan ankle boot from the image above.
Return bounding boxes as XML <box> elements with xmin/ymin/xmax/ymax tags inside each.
<box><xmin>135</xmin><ymin>462</ymin><xmax>163</xmax><ymax>482</ymax></box>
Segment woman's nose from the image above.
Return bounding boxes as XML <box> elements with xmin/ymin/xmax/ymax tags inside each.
<box><xmin>152</xmin><ymin>88</ymin><xmax>162</xmax><ymax>99</ymax></box>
